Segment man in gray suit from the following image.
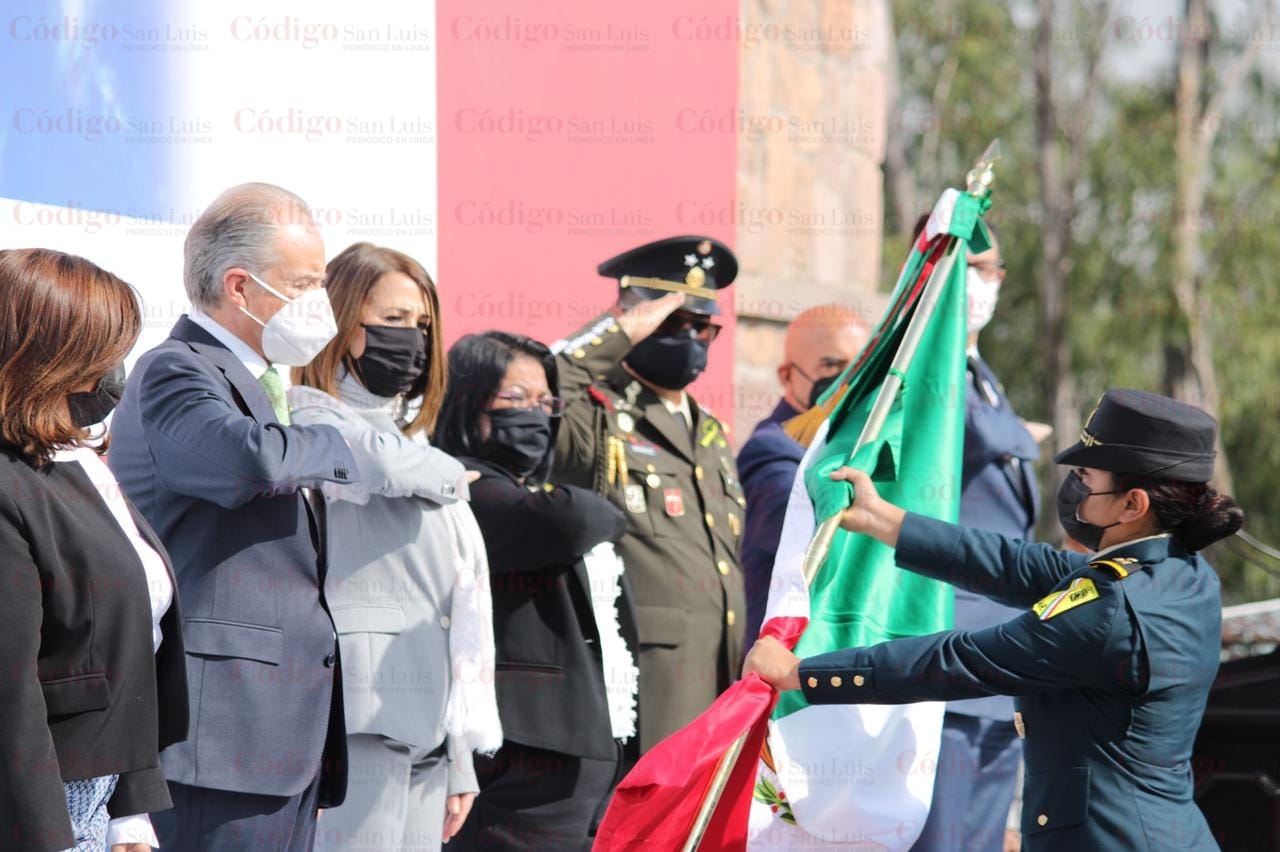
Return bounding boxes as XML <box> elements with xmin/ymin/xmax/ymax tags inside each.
<box><xmin>109</xmin><ymin>182</ymin><xmax>361</xmax><ymax>851</ymax></box>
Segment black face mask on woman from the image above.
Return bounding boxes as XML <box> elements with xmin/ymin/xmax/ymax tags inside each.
<box><xmin>624</xmin><ymin>334</ymin><xmax>709</xmax><ymax>391</ymax></box>
<box><xmin>69</xmin><ymin>363</ymin><xmax>126</xmax><ymax>427</ymax></box>
<box><xmin>481</xmin><ymin>407</ymin><xmax>553</xmax><ymax>478</ymax></box>
<box><xmin>1056</xmin><ymin>470</ymin><xmax>1124</xmax><ymax>551</ymax></box>
<box><xmin>356</xmin><ymin>324</ymin><xmax>429</xmax><ymax>398</ymax></box>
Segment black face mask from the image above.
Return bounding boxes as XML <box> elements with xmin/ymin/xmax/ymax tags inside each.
<box><xmin>69</xmin><ymin>363</ymin><xmax>126</xmax><ymax>427</ymax></box>
<box><xmin>624</xmin><ymin>333</ymin><xmax>709</xmax><ymax>390</ymax></box>
<box><xmin>356</xmin><ymin>325</ymin><xmax>429</xmax><ymax>398</ymax></box>
<box><xmin>1056</xmin><ymin>470</ymin><xmax>1124</xmax><ymax>551</ymax></box>
<box><xmin>808</xmin><ymin>374</ymin><xmax>837</xmax><ymax>409</ymax></box>
<box><xmin>481</xmin><ymin>407</ymin><xmax>552</xmax><ymax>479</ymax></box>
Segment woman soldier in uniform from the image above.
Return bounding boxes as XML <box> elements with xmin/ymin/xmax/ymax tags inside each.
<box><xmin>745</xmin><ymin>389</ymin><xmax>1242</xmax><ymax>851</ymax></box>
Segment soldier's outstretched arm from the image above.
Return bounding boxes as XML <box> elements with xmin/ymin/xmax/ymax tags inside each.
<box><xmin>830</xmin><ymin>467</ymin><xmax>1085</xmax><ymax>608</ymax></box>
<box><xmin>796</xmin><ymin>569</ymin><xmax>1136</xmax><ymax>704</ymax></box>
<box><xmin>744</xmin><ymin>567</ymin><xmax>1138</xmax><ymax>701</ymax></box>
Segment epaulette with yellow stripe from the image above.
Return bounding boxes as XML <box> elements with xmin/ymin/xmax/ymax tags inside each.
<box><xmin>1089</xmin><ymin>556</ymin><xmax>1139</xmax><ymax>579</ymax></box>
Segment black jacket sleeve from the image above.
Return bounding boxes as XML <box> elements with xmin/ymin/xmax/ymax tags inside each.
<box><xmin>468</xmin><ymin>475</ymin><xmax>626</xmax><ymax>574</ymax></box>
<box><xmin>0</xmin><ymin>492</ymin><xmax>77</xmax><ymax>852</ymax></box>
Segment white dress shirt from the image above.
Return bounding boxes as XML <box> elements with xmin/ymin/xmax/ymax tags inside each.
<box><xmin>52</xmin><ymin>446</ymin><xmax>173</xmax><ymax>849</ymax></box>
<box><xmin>187</xmin><ymin>309</ymin><xmax>272</xmax><ymax>379</ymax></box>
<box><xmin>660</xmin><ymin>391</ymin><xmax>693</xmax><ymax>433</ymax></box>
<box><xmin>1091</xmin><ymin>533</ymin><xmax>1173</xmax><ymax>561</ymax></box>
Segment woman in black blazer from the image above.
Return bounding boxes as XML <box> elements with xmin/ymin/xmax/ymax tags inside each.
<box><xmin>438</xmin><ymin>331</ymin><xmax>636</xmax><ymax>852</ymax></box>
<box><xmin>0</xmin><ymin>249</ymin><xmax>187</xmax><ymax>852</ymax></box>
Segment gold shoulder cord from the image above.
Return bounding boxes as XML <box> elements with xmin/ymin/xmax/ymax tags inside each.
<box><xmin>606</xmin><ymin>435</ymin><xmax>630</xmax><ymax>487</ymax></box>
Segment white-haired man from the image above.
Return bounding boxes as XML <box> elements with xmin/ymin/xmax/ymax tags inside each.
<box><xmin>109</xmin><ymin>183</ymin><xmax>359</xmax><ymax>851</ymax></box>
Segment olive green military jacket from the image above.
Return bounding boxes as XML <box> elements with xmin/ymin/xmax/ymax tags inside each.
<box><xmin>551</xmin><ymin>312</ymin><xmax>747</xmax><ymax>752</ymax></box>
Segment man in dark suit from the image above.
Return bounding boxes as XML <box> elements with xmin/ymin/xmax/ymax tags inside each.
<box><xmin>109</xmin><ymin>182</ymin><xmax>361</xmax><ymax>852</ymax></box>
<box><xmin>908</xmin><ymin>218</ymin><xmax>1052</xmax><ymax>852</ymax></box>
<box><xmin>736</xmin><ymin>304</ymin><xmax>869</xmax><ymax>646</ymax></box>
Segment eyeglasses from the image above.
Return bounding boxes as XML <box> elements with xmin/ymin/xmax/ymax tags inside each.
<box><xmin>656</xmin><ymin>312</ymin><xmax>722</xmax><ymax>343</ymax></box>
<box><xmin>492</xmin><ymin>389</ymin><xmax>565</xmax><ymax>417</ymax></box>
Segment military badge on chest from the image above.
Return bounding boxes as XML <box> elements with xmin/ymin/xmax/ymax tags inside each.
<box><xmin>624</xmin><ymin>483</ymin><xmax>646</xmax><ymax>514</ymax></box>
<box><xmin>663</xmin><ymin>488</ymin><xmax>685</xmax><ymax>517</ymax></box>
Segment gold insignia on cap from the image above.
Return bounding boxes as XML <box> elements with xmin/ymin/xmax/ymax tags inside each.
<box><xmin>686</xmin><ymin>266</ymin><xmax>706</xmax><ymax>288</ymax></box>
<box><xmin>1079</xmin><ymin>394</ymin><xmax>1106</xmax><ymax>446</ymax></box>
<box><xmin>697</xmin><ymin>239</ymin><xmax>712</xmax><ymax>255</ymax></box>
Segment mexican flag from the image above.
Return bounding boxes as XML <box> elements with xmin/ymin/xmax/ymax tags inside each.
<box><xmin>746</xmin><ymin>187</ymin><xmax>979</xmax><ymax>849</ymax></box>
<box><xmin>595</xmin><ymin>185</ymin><xmax>986</xmax><ymax>851</ymax></box>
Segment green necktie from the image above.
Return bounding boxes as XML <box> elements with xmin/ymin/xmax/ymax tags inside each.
<box><xmin>259</xmin><ymin>366</ymin><xmax>291</xmax><ymax>425</ymax></box>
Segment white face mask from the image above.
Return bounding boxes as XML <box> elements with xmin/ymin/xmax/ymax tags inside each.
<box><xmin>239</xmin><ymin>272</ymin><xmax>338</xmax><ymax>366</ymax></box>
<box><xmin>966</xmin><ymin>266</ymin><xmax>1001</xmax><ymax>335</ymax></box>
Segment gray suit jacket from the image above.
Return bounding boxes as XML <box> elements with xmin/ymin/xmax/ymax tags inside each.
<box><xmin>108</xmin><ymin>316</ymin><xmax>359</xmax><ymax>803</ymax></box>
<box><xmin>289</xmin><ymin>378</ymin><xmax>481</xmax><ymax>794</ymax></box>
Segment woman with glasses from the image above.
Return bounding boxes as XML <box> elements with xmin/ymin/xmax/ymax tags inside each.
<box><xmin>437</xmin><ymin>331</ymin><xmax>637</xmax><ymax>852</ymax></box>
<box><xmin>287</xmin><ymin>243</ymin><xmax>502</xmax><ymax>851</ymax></box>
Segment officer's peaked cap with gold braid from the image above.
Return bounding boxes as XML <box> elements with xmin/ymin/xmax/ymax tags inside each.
<box><xmin>597</xmin><ymin>236</ymin><xmax>737</xmax><ymax>316</ymax></box>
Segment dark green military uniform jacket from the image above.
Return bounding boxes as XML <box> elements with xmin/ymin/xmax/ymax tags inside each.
<box><xmin>551</xmin><ymin>312</ymin><xmax>747</xmax><ymax>752</ymax></box>
<box><xmin>800</xmin><ymin>513</ymin><xmax>1221</xmax><ymax>850</ymax></box>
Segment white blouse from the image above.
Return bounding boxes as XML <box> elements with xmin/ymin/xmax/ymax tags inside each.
<box><xmin>53</xmin><ymin>445</ymin><xmax>173</xmax><ymax>848</ymax></box>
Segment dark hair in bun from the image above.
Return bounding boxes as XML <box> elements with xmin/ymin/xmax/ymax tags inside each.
<box><xmin>1111</xmin><ymin>474</ymin><xmax>1245</xmax><ymax>552</ymax></box>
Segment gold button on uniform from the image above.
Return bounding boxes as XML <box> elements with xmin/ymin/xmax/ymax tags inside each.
<box><xmin>645</xmin><ymin>464</ymin><xmax>657</xmax><ymax>473</ymax></box>
<box><xmin>853</xmin><ymin>675</ymin><xmax>865</xmax><ymax>687</ymax></box>
<box><xmin>726</xmin><ymin>610</ymin><xmax>736</xmax><ymax>626</ymax></box>
<box><xmin>591</xmin><ymin>336</ymin><xmax>603</xmax><ymax>345</ymax></box>
<box><xmin>573</xmin><ymin>348</ymin><xmax>586</xmax><ymax>359</ymax></box>
<box><xmin>645</xmin><ymin>474</ymin><xmax>661</xmax><ymax>488</ymax></box>
<box><xmin>830</xmin><ymin>676</ymin><xmax>842</xmax><ymax>687</ymax></box>
<box><xmin>1037</xmin><ymin>815</ymin><xmax>1048</xmax><ymax>827</ymax></box>
<box><xmin>807</xmin><ymin>677</ymin><xmax>818</xmax><ymax>689</ymax></box>
<box><xmin>716</xmin><ymin>560</ymin><xmax>730</xmax><ymax>576</ymax></box>
<box><xmin>705</xmin><ymin>512</ymin><xmax>715</xmax><ymax>527</ymax></box>
<box><xmin>695</xmin><ymin>465</ymin><xmax>704</xmax><ymax>480</ymax></box>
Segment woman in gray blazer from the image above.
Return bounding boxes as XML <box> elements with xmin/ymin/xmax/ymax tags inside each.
<box><xmin>288</xmin><ymin>243</ymin><xmax>502</xmax><ymax>851</ymax></box>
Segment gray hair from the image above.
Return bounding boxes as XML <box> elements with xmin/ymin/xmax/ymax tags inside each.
<box><xmin>183</xmin><ymin>182</ymin><xmax>316</xmax><ymax>310</ymax></box>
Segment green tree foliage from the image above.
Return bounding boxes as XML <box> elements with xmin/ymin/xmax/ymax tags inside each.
<box><xmin>886</xmin><ymin>0</ymin><xmax>1280</xmax><ymax>603</ymax></box>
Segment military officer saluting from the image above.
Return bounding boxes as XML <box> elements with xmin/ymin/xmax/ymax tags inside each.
<box><xmin>746</xmin><ymin>389</ymin><xmax>1243</xmax><ymax>850</ymax></box>
<box><xmin>551</xmin><ymin>236</ymin><xmax>747</xmax><ymax>753</ymax></box>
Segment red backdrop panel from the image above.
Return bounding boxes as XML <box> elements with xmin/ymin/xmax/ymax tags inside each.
<box><xmin>436</xmin><ymin>1</ymin><xmax>739</xmax><ymax>413</ymax></box>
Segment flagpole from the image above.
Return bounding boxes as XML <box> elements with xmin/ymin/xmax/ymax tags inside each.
<box><xmin>800</xmin><ymin>237</ymin><xmax>963</xmax><ymax>584</ymax></box>
<box><xmin>680</xmin><ymin>239</ymin><xmax>962</xmax><ymax>852</ymax></box>
<box><xmin>681</xmin><ymin>143</ymin><xmax>999</xmax><ymax>851</ymax></box>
